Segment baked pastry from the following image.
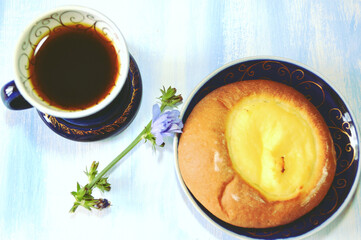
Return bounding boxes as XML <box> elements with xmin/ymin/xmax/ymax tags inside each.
<box><xmin>178</xmin><ymin>80</ymin><xmax>336</xmax><ymax>228</ymax></box>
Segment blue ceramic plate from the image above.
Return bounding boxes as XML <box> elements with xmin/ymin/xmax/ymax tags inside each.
<box><xmin>174</xmin><ymin>56</ymin><xmax>360</xmax><ymax>239</ymax></box>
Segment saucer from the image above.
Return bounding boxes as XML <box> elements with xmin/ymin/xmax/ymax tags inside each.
<box><xmin>38</xmin><ymin>54</ymin><xmax>142</xmax><ymax>141</ymax></box>
<box><xmin>174</xmin><ymin>56</ymin><xmax>360</xmax><ymax>239</ymax></box>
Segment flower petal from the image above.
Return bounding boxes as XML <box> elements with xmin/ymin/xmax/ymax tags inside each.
<box><xmin>150</xmin><ymin>108</ymin><xmax>183</xmax><ymax>146</ymax></box>
<box><xmin>152</xmin><ymin>104</ymin><xmax>161</xmax><ymax>122</ymax></box>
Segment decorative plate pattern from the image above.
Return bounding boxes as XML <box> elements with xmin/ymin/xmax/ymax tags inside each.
<box><xmin>175</xmin><ymin>58</ymin><xmax>359</xmax><ymax>239</ymax></box>
<box><xmin>38</xmin><ymin>55</ymin><xmax>142</xmax><ymax>141</ymax></box>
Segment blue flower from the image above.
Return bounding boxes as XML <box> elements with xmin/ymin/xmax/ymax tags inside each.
<box><xmin>151</xmin><ymin>104</ymin><xmax>183</xmax><ymax>145</ymax></box>
<box><xmin>71</xmin><ymin>86</ymin><xmax>183</xmax><ymax>213</ymax></box>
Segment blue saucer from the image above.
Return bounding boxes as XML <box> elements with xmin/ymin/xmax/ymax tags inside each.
<box><xmin>175</xmin><ymin>57</ymin><xmax>360</xmax><ymax>239</ymax></box>
<box><xmin>38</xmin><ymin>54</ymin><xmax>142</xmax><ymax>141</ymax></box>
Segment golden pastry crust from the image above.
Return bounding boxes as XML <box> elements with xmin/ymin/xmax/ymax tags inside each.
<box><xmin>178</xmin><ymin>80</ymin><xmax>336</xmax><ymax>228</ymax></box>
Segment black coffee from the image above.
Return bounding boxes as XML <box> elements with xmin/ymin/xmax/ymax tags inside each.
<box><xmin>28</xmin><ymin>24</ymin><xmax>119</xmax><ymax>110</ymax></box>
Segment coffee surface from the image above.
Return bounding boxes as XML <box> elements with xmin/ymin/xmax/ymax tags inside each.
<box><xmin>29</xmin><ymin>25</ymin><xmax>119</xmax><ymax>110</ymax></box>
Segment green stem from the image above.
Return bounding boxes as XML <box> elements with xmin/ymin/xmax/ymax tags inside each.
<box><xmin>87</xmin><ymin>103</ymin><xmax>166</xmax><ymax>189</ymax></box>
<box><xmin>88</xmin><ymin>120</ymin><xmax>152</xmax><ymax>189</ymax></box>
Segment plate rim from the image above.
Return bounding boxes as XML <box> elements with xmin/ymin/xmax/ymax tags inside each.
<box><xmin>173</xmin><ymin>55</ymin><xmax>360</xmax><ymax>239</ymax></box>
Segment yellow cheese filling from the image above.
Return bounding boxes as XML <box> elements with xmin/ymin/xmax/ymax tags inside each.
<box><xmin>226</xmin><ymin>95</ymin><xmax>317</xmax><ymax>201</ymax></box>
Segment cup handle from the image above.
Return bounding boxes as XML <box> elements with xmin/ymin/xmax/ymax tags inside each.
<box><xmin>1</xmin><ymin>80</ymin><xmax>32</xmax><ymax>110</ymax></box>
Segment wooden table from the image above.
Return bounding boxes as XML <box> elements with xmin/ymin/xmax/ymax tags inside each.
<box><xmin>1</xmin><ymin>1</ymin><xmax>360</xmax><ymax>239</ymax></box>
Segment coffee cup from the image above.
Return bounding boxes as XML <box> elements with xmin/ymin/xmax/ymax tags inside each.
<box><xmin>1</xmin><ymin>6</ymin><xmax>129</xmax><ymax>119</ymax></box>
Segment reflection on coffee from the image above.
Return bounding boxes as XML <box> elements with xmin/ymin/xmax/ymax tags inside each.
<box><xmin>28</xmin><ymin>24</ymin><xmax>120</xmax><ymax>110</ymax></box>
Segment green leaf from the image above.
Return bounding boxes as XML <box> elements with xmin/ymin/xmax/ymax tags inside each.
<box><xmin>158</xmin><ymin>86</ymin><xmax>182</xmax><ymax>109</ymax></box>
<box><xmin>69</xmin><ymin>86</ymin><xmax>183</xmax><ymax>213</ymax></box>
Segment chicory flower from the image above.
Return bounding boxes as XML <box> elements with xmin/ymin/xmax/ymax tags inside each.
<box><xmin>151</xmin><ymin>104</ymin><xmax>183</xmax><ymax>145</ymax></box>
<box><xmin>70</xmin><ymin>86</ymin><xmax>183</xmax><ymax>213</ymax></box>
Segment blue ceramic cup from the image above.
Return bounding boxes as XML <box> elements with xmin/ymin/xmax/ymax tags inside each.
<box><xmin>1</xmin><ymin>6</ymin><xmax>129</xmax><ymax>119</ymax></box>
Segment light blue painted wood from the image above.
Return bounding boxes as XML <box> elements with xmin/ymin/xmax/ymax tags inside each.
<box><xmin>0</xmin><ymin>0</ymin><xmax>360</xmax><ymax>239</ymax></box>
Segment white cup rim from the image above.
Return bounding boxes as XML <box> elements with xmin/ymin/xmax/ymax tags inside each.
<box><xmin>14</xmin><ymin>5</ymin><xmax>129</xmax><ymax>119</ymax></box>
